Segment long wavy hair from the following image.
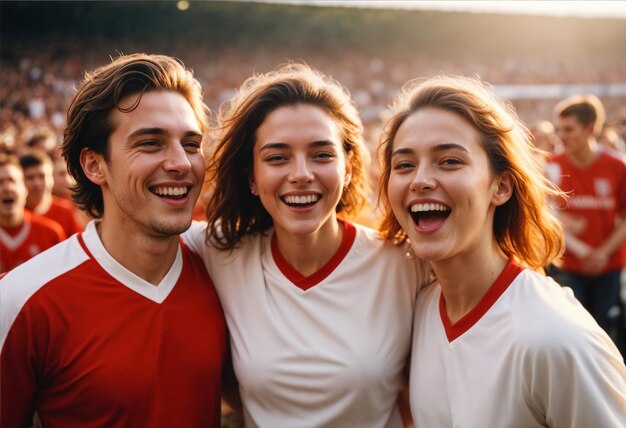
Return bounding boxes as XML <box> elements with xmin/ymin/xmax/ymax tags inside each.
<box><xmin>206</xmin><ymin>63</ymin><xmax>370</xmax><ymax>250</ymax></box>
<box><xmin>378</xmin><ymin>75</ymin><xmax>564</xmax><ymax>270</ymax></box>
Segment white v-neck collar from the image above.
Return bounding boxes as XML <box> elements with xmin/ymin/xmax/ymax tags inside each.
<box><xmin>81</xmin><ymin>221</ymin><xmax>182</xmax><ymax>303</ymax></box>
<box><xmin>0</xmin><ymin>220</ymin><xmax>31</xmax><ymax>251</ymax></box>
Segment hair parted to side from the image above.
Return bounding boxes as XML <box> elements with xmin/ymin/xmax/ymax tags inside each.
<box><xmin>554</xmin><ymin>94</ymin><xmax>605</xmax><ymax>135</ymax></box>
<box><xmin>378</xmin><ymin>75</ymin><xmax>565</xmax><ymax>270</ymax></box>
<box><xmin>205</xmin><ymin>62</ymin><xmax>370</xmax><ymax>250</ymax></box>
<box><xmin>61</xmin><ymin>53</ymin><xmax>208</xmax><ymax>218</ymax></box>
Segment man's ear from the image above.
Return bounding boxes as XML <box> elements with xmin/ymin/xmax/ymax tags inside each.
<box><xmin>80</xmin><ymin>147</ymin><xmax>107</xmax><ymax>186</ymax></box>
<box><xmin>492</xmin><ymin>171</ymin><xmax>513</xmax><ymax>206</ymax></box>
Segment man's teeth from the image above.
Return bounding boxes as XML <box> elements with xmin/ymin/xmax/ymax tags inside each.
<box><xmin>153</xmin><ymin>186</ymin><xmax>188</xmax><ymax>196</ymax></box>
<box><xmin>284</xmin><ymin>194</ymin><xmax>319</xmax><ymax>204</ymax></box>
<box><xmin>410</xmin><ymin>203</ymin><xmax>449</xmax><ymax>212</ymax></box>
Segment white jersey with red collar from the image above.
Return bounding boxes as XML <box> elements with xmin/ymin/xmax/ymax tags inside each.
<box><xmin>184</xmin><ymin>220</ymin><xmax>426</xmax><ymax>428</ymax></box>
<box><xmin>410</xmin><ymin>260</ymin><xmax>626</xmax><ymax>428</ymax></box>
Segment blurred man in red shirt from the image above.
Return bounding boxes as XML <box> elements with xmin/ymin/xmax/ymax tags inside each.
<box><xmin>20</xmin><ymin>150</ymin><xmax>83</xmax><ymax>237</ymax></box>
<box><xmin>0</xmin><ymin>153</ymin><xmax>65</xmax><ymax>273</ymax></box>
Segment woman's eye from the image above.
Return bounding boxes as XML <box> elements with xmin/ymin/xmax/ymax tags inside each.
<box><xmin>440</xmin><ymin>157</ymin><xmax>463</xmax><ymax>167</ymax></box>
<box><xmin>265</xmin><ymin>154</ymin><xmax>288</xmax><ymax>162</ymax></box>
<box><xmin>183</xmin><ymin>141</ymin><xmax>202</xmax><ymax>152</ymax></box>
<box><xmin>314</xmin><ymin>152</ymin><xmax>334</xmax><ymax>161</ymax></box>
<box><xmin>393</xmin><ymin>161</ymin><xmax>414</xmax><ymax>170</ymax></box>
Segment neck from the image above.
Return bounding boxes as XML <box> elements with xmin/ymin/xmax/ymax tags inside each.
<box><xmin>0</xmin><ymin>211</ymin><xmax>24</xmax><ymax>228</ymax></box>
<box><xmin>431</xmin><ymin>242</ymin><xmax>508</xmax><ymax>324</ymax></box>
<box><xmin>96</xmin><ymin>218</ymin><xmax>179</xmax><ymax>286</ymax></box>
<box><xmin>274</xmin><ymin>218</ymin><xmax>343</xmax><ymax>277</ymax></box>
<box><xmin>568</xmin><ymin>138</ymin><xmax>599</xmax><ymax>168</ymax></box>
<box><xmin>28</xmin><ymin>193</ymin><xmax>52</xmax><ymax>215</ymax></box>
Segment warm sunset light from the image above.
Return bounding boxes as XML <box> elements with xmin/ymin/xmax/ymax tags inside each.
<box><xmin>252</xmin><ymin>0</ymin><xmax>626</xmax><ymax>19</ymax></box>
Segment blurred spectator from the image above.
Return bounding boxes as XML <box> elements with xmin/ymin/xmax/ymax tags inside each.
<box><xmin>545</xmin><ymin>94</ymin><xmax>626</xmax><ymax>354</ymax></box>
<box><xmin>25</xmin><ymin>131</ymin><xmax>57</xmax><ymax>154</ymax></box>
<box><xmin>599</xmin><ymin>124</ymin><xmax>626</xmax><ymax>153</ymax></box>
<box><xmin>0</xmin><ymin>153</ymin><xmax>65</xmax><ymax>273</ymax></box>
<box><xmin>19</xmin><ymin>150</ymin><xmax>83</xmax><ymax>237</ymax></box>
<box><xmin>530</xmin><ymin>120</ymin><xmax>562</xmax><ymax>154</ymax></box>
<box><xmin>529</xmin><ymin>120</ymin><xmax>563</xmax><ymax>168</ymax></box>
<box><xmin>51</xmin><ymin>156</ymin><xmax>74</xmax><ymax>199</ymax></box>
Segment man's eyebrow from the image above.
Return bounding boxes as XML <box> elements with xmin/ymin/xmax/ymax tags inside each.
<box><xmin>127</xmin><ymin>128</ymin><xmax>203</xmax><ymax>139</ymax></box>
<box><xmin>128</xmin><ymin>128</ymin><xmax>167</xmax><ymax>139</ymax></box>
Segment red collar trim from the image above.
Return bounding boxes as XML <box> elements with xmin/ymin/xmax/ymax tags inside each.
<box><xmin>440</xmin><ymin>258</ymin><xmax>523</xmax><ymax>342</ymax></box>
<box><xmin>77</xmin><ymin>232</ymin><xmax>95</xmax><ymax>260</ymax></box>
<box><xmin>271</xmin><ymin>220</ymin><xmax>356</xmax><ymax>291</ymax></box>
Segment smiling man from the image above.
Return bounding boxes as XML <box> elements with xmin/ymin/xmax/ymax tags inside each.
<box><xmin>0</xmin><ymin>54</ymin><xmax>227</xmax><ymax>427</ymax></box>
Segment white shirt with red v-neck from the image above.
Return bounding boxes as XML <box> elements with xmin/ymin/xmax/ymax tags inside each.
<box><xmin>409</xmin><ymin>259</ymin><xmax>626</xmax><ymax>428</ymax></box>
<box><xmin>183</xmin><ymin>220</ymin><xmax>425</xmax><ymax>428</ymax></box>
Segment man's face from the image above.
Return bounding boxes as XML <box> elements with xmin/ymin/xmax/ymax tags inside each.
<box><xmin>23</xmin><ymin>162</ymin><xmax>54</xmax><ymax>208</ymax></box>
<box><xmin>556</xmin><ymin>115</ymin><xmax>593</xmax><ymax>156</ymax></box>
<box><xmin>91</xmin><ymin>90</ymin><xmax>206</xmax><ymax>238</ymax></box>
<box><xmin>0</xmin><ymin>164</ymin><xmax>27</xmax><ymax>225</ymax></box>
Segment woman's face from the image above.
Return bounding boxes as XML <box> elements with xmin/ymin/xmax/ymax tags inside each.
<box><xmin>387</xmin><ymin>107</ymin><xmax>507</xmax><ymax>263</ymax></box>
<box><xmin>251</xmin><ymin>103</ymin><xmax>352</xmax><ymax>238</ymax></box>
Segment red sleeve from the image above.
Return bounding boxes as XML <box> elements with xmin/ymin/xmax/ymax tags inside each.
<box><xmin>50</xmin><ymin>220</ymin><xmax>66</xmax><ymax>243</ymax></box>
<box><xmin>617</xmin><ymin>157</ymin><xmax>626</xmax><ymax>218</ymax></box>
<box><xmin>50</xmin><ymin>198</ymin><xmax>84</xmax><ymax>236</ymax></box>
<box><xmin>1</xmin><ymin>311</ymin><xmax>38</xmax><ymax>428</ymax></box>
<box><xmin>35</xmin><ymin>215</ymin><xmax>66</xmax><ymax>243</ymax></box>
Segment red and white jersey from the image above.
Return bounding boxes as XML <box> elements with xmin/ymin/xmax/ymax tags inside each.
<box><xmin>546</xmin><ymin>149</ymin><xmax>626</xmax><ymax>273</ymax></box>
<box><xmin>1</xmin><ymin>221</ymin><xmax>227</xmax><ymax>428</ymax></box>
<box><xmin>410</xmin><ymin>260</ymin><xmax>626</xmax><ymax>428</ymax></box>
<box><xmin>0</xmin><ymin>210</ymin><xmax>65</xmax><ymax>273</ymax></box>
<box><xmin>184</xmin><ymin>220</ymin><xmax>427</xmax><ymax>428</ymax></box>
<box><xmin>42</xmin><ymin>195</ymin><xmax>84</xmax><ymax>237</ymax></box>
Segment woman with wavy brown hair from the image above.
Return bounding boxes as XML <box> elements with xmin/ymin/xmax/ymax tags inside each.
<box><xmin>379</xmin><ymin>75</ymin><xmax>626</xmax><ymax>427</ymax></box>
<box><xmin>184</xmin><ymin>63</ymin><xmax>427</xmax><ymax>427</ymax></box>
